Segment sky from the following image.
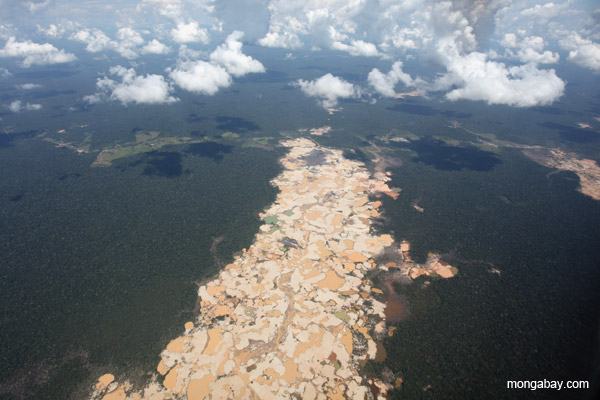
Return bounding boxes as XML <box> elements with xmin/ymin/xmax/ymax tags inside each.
<box><xmin>0</xmin><ymin>0</ymin><xmax>599</xmax><ymax>110</ymax></box>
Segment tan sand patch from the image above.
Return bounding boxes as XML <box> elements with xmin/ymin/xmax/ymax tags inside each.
<box><xmin>353</xmin><ymin>197</ymin><xmax>369</xmax><ymax>207</ymax></box>
<box><xmin>282</xmin><ymin>359</ymin><xmax>299</xmax><ymax>382</ymax></box>
<box><xmin>331</xmin><ymin>214</ymin><xmax>345</xmax><ymax>227</ymax></box>
<box><xmin>96</xmin><ymin>374</ymin><xmax>114</xmax><ymax>391</ymax></box>
<box><xmin>317</xmin><ymin>270</ymin><xmax>345</xmax><ymax>291</ymax></box>
<box><xmin>206</xmin><ymin>285</ymin><xmax>226</xmax><ymax>296</ymax></box>
<box><xmin>187</xmin><ymin>374</ymin><xmax>217</xmax><ymax>400</ymax></box>
<box><xmin>156</xmin><ymin>360</ymin><xmax>169</xmax><ymax>375</ymax></box>
<box><xmin>166</xmin><ymin>336</ymin><xmax>188</xmax><ymax>352</ymax></box>
<box><xmin>343</xmin><ymin>262</ymin><xmax>355</xmax><ymax>272</ymax></box>
<box><xmin>340</xmin><ymin>327</ymin><xmax>353</xmax><ymax>355</ymax></box>
<box><xmin>305</xmin><ymin>210</ymin><xmax>322</xmax><ymax>221</ymax></box>
<box><xmin>101</xmin><ymin>385</ymin><xmax>126</xmax><ymax>400</ymax></box>
<box><xmin>400</xmin><ymin>240</ymin><xmax>410</xmax><ymax>252</ymax></box>
<box><xmin>163</xmin><ymin>366</ymin><xmax>180</xmax><ymax>392</ymax></box>
<box><xmin>343</xmin><ymin>251</ymin><xmax>368</xmax><ymax>263</ymax></box>
<box><xmin>302</xmin><ymin>269</ymin><xmax>322</xmax><ymax>279</ymax></box>
<box><xmin>214</xmin><ymin>305</ymin><xmax>233</xmax><ymax>317</ymax></box>
<box><xmin>315</xmin><ymin>240</ymin><xmax>332</xmax><ymax>258</ymax></box>
<box><xmin>327</xmin><ymin>382</ymin><xmax>346</xmax><ymax>400</ymax></box>
<box><xmin>203</xmin><ymin>329</ymin><xmax>222</xmax><ymax>355</ymax></box>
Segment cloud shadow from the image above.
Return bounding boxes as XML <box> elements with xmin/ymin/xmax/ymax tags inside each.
<box><xmin>215</xmin><ymin>116</ymin><xmax>261</xmax><ymax>133</ymax></box>
<box><xmin>539</xmin><ymin>121</ymin><xmax>600</xmax><ymax>143</ymax></box>
<box><xmin>129</xmin><ymin>151</ymin><xmax>183</xmax><ymax>177</ymax></box>
<box><xmin>0</xmin><ymin>129</ymin><xmax>39</xmax><ymax>148</ymax></box>
<box><xmin>185</xmin><ymin>142</ymin><xmax>233</xmax><ymax>161</ymax></box>
<box><xmin>386</xmin><ymin>102</ymin><xmax>472</xmax><ymax>118</ymax></box>
<box><xmin>404</xmin><ymin>137</ymin><xmax>502</xmax><ymax>171</ymax></box>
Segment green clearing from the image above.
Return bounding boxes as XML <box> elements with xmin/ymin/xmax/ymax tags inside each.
<box><xmin>92</xmin><ymin>131</ymin><xmax>208</xmax><ymax>167</ymax></box>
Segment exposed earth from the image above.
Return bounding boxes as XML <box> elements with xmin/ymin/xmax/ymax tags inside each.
<box><xmin>91</xmin><ymin>137</ymin><xmax>457</xmax><ymax>400</ymax></box>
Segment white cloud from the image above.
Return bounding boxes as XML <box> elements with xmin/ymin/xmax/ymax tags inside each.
<box><xmin>382</xmin><ymin>26</ymin><xmax>427</xmax><ymax>51</ymax></box>
<box><xmin>141</xmin><ymin>39</ymin><xmax>171</xmax><ymax>54</ymax></box>
<box><xmin>155</xmin><ymin>2</ymin><xmax>185</xmax><ymax>21</ymax></box>
<box><xmin>295</xmin><ymin>73</ymin><xmax>361</xmax><ymax>109</ymax></box>
<box><xmin>376</xmin><ymin>2</ymin><xmax>566</xmax><ymax>107</ymax></box>
<box><xmin>15</xmin><ymin>83</ymin><xmax>42</xmax><ymax>90</ymax></box>
<box><xmin>0</xmin><ymin>37</ymin><xmax>77</xmax><ymax>67</ymax></box>
<box><xmin>38</xmin><ymin>23</ymin><xmax>65</xmax><ymax>38</ymax></box>
<box><xmin>362</xmin><ymin>1</ymin><xmax>566</xmax><ymax>108</ymax></box>
<box><xmin>85</xmin><ymin>66</ymin><xmax>178</xmax><ymax>105</ymax></box>
<box><xmin>72</xmin><ymin>27</ymin><xmax>146</xmax><ymax>60</ymax></box>
<box><xmin>438</xmin><ymin>52</ymin><xmax>565</xmax><ymax>107</ymax></box>
<box><xmin>5</xmin><ymin>0</ymin><xmax>591</xmax><ymax>109</ymax></box>
<box><xmin>72</xmin><ymin>28</ymin><xmax>112</xmax><ymax>53</ymax></box>
<box><xmin>559</xmin><ymin>32</ymin><xmax>600</xmax><ymax>72</ymax></box>
<box><xmin>332</xmin><ymin>39</ymin><xmax>381</xmax><ymax>57</ymax></box>
<box><xmin>520</xmin><ymin>0</ymin><xmax>574</xmax><ymax>22</ymax></box>
<box><xmin>368</xmin><ymin>61</ymin><xmax>415</xmax><ymax>97</ymax></box>
<box><xmin>428</xmin><ymin>1</ymin><xmax>478</xmax><ymax>55</ymax></box>
<box><xmin>168</xmin><ymin>31</ymin><xmax>265</xmax><ymax>96</ymax></box>
<box><xmin>73</xmin><ymin>27</ymin><xmax>174</xmax><ymax>60</ymax></box>
<box><xmin>9</xmin><ymin>100</ymin><xmax>42</xmax><ymax>112</ymax></box>
<box><xmin>177</xmin><ymin>44</ymin><xmax>203</xmax><ymax>60</ymax></box>
<box><xmin>8</xmin><ymin>101</ymin><xmax>21</xmax><ymax>112</ymax></box>
<box><xmin>26</xmin><ymin>0</ymin><xmax>51</xmax><ymax>13</ymax></box>
<box><xmin>114</xmin><ymin>27</ymin><xmax>145</xmax><ymax>59</ymax></box>
<box><xmin>171</xmin><ymin>21</ymin><xmax>210</xmax><ymax>44</ymax></box>
<box><xmin>258</xmin><ymin>31</ymin><xmax>303</xmax><ymax>49</ymax></box>
<box><xmin>501</xmin><ymin>33</ymin><xmax>559</xmax><ymax>64</ymax></box>
<box><xmin>168</xmin><ymin>60</ymin><xmax>232</xmax><ymax>95</ymax></box>
<box><xmin>209</xmin><ymin>31</ymin><xmax>265</xmax><ymax>77</ymax></box>
<box><xmin>0</xmin><ymin>67</ymin><xmax>11</xmax><ymax>78</ymax></box>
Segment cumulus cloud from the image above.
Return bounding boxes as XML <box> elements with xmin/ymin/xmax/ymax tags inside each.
<box><xmin>168</xmin><ymin>60</ymin><xmax>232</xmax><ymax>95</ymax></box>
<box><xmin>520</xmin><ymin>0</ymin><xmax>574</xmax><ymax>22</ymax></box>
<box><xmin>258</xmin><ymin>30</ymin><xmax>303</xmax><ymax>49</ymax></box>
<box><xmin>209</xmin><ymin>31</ymin><xmax>265</xmax><ymax>76</ymax></box>
<box><xmin>9</xmin><ymin>100</ymin><xmax>42</xmax><ymax>112</ymax></box>
<box><xmin>38</xmin><ymin>23</ymin><xmax>68</xmax><ymax>38</ymax></box>
<box><xmin>368</xmin><ymin>61</ymin><xmax>415</xmax><ymax>97</ymax></box>
<box><xmin>114</xmin><ymin>27</ymin><xmax>145</xmax><ymax>59</ymax></box>
<box><xmin>332</xmin><ymin>39</ymin><xmax>381</xmax><ymax>57</ymax></box>
<box><xmin>168</xmin><ymin>31</ymin><xmax>265</xmax><ymax>95</ymax></box>
<box><xmin>15</xmin><ymin>83</ymin><xmax>42</xmax><ymax>90</ymax></box>
<box><xmin>0</xmin><ymin>37</ymin><xmax>77</xmax><ymax>67</ymax></box>
<box><xmin>381</xmin><ymin>26</ymin><xmax>427</xmax><ymax>51</ymax></box>
<box><xmin>559</xmin><ymin>32</ymin><xmax>600</xmax><ymax>72</ymax></box>
<box><xmin>295</xmin><ymin>73</ymin><xmax>361</xmax><ymax>109</ymax></box>
<box><xmin>0</xmin><ymin>67</ymin><xmax>11</xmax><ymax>79</ymax></box>
<box><xmin>26</xmin><ymin>0</ymin><xmax>51</xmax><ymax>13</ymax></box>
<box><xmin>7</xmin><ymin>0</ymin><xmax>592</xmax><ymax>109</ymax></box>
<box><xmin>435</xmin><ymin>52</ymin><xmax>565</xmax><ymax>107</ymax></box>
<box><xmin>71</xmin><ymin>28</ymin><xmax>112</xmax><ymax>53</ymax></box>
<box><xmin>363</xmin><ymin>1</ymin><xmax>566</xmax><ymax>108</ymax></box>
<box><xmin>501</xmin><ymin>33</ymin><xmax>559</xmax><ymax>64</ymax></box>
<box><xmin>171</xmin><ymin>21</ymin><xmax>210</xmax><ymax>44</ymax></box>
<box><xmin>85</xmin><ymin>66</ymin><xmax>178</xmax><ymax>105</ymax></box>
<box><xmin>72</xmin><ymin>27</ymin><xmax>147</xmax><ymax>59</ymax></box>
<box><xmin>141</xmin><ymin>39</ymin><xmax>171</xmax><ymax>54</ymax></box>
<box><xmin>368</xmin><ymin>2</ymin><xmax>566</xmax><ymax>107</ymax></box>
